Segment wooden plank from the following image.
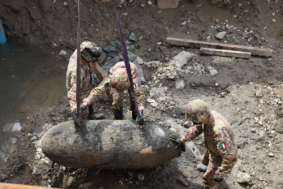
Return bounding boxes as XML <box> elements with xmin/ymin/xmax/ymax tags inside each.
<box><xmin>0</xmin><ymin>183</ymin><xmax>61</xmax><ymax>189</ymax></box>
<box><xmin>91</xmin><ymin>62</ymin><xmax>113</xmax><ymax>102</ymax></box>
<box><xmin>200</xmin><ymin>47</ymin><xmax>251</xmax><ymax>59</ymax></box>
<box><xmin>166</xmin><ymin>37</ymin><xmax>273</xmax><ymax>57</ymax></box>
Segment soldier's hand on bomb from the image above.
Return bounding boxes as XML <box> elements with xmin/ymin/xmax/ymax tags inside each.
<box><xmin>170</xmin><ymin>134</ymin><xmax>186</xmax><ymax>152</ymax></box>
<box><xmin>73</xmin><ymin>105</ymin><xmax>86</xmax><ymax>127</ymax></box>
<box><xmin>136</xmin><ymin>111</ymin><xmax>144</xmax><ymax>128</ymax></box>
<box><xmin>73</xmin><ymin>111</ymin><xmax>81</xmax><ymax>126</ymax></box>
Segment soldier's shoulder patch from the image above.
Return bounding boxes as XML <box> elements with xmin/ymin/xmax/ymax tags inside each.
<box><xmin>74</xmin><ymin>76</ymin><xmax>77</xmax><ymax>81</ymax></box>
<box><xmin>220</xmin><ymin>143</ymin><xmax>227</xmax><ymax>149</ymax></box>
<box><xmin>133</xmin><ymin>83</ymin><xmax>137</xmax><ymax>89</ymax></box>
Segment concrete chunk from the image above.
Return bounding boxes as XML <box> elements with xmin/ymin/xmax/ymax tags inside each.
<box><xmin>41</xmin><ymin>120</ymin><xmax>181</xmax><ymax>169</ymax></box>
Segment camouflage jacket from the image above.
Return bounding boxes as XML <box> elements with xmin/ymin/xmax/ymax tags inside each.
<box><xmin>83</xmin><ymin>62</ymin><xmax>145</xmax><ymax>111</ymax></box>
<box><xmin>66</xmin><ymin>50</ymin><xmax>94</xmax><ymax>112</ymax></box>
<box><xmin>185</xmin><ymin>111</ymin><xmax>237</xmax><ymax>178</ymax></box>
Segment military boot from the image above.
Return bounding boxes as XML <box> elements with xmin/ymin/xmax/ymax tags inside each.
<box><xmin>197</xmin><ymin>164</ymin><xmax>208</xmax><ymax>172</ymax></box>
<box><xmin>88</xmin><ymin>104</ymin><xmax>104</xmax><ymax>120</ymax></box>
<box><xmin>204</xmin><ymin>183</ymin><xmax>218</xmax><ymax>189</ymax></box>
<box><xmin>114</xmin><ymin>113</ymin><xmax>123</xmax><ymax>120</ymax></box>
<box><xmin>132</xmin><ymin>111</ymin><xmax>137</xmax><ymax>121</ymax></box>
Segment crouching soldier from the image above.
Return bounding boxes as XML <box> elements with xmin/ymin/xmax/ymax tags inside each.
<box><xmin>170</xmin><ymin>99</ymin><xmax>237</xmax><ymax>189</ymax></box>
<box><xmin>66</xmin><ymin>41</ymin><xmax>104</xmax><ymax>122</ymax></box>
<box><xmin>80</xmin><ymin>61</ymin><xmax>145</xmax><ymax>125</ymax></box>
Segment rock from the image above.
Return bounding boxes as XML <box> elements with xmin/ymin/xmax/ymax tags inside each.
<box><xmin>138</xmin><ymin>174</ymin><xmax>144</xmax><ymax>181</ymax></box>
<box><xmin>147</xmin><ymin>98</ymin><xmax>158</xmax><ymax>107</ymax></box>
<box><xmin>148</xmin><ymin>0</ymin><xmax>152</xmax><ymax>5</ymax></box>
<box><xmin>217</xmin><ymin>27</ymin><xmax>225</xmax><ymax>32</ymax></box>
<box><xmin>65</xmin><ymin>176</ymin><xmax>78</xmax><ymax>188</ymax></box>
<box><xmin>176</xmin><ymin>176</ymin><xmax>189</xmax><ymax>186</ymax></box>
<box><xmin>0</xmin><ymin>174</ymin><xmax>7</xmax><ymax>181</ymax></box>
<box><xmin>173</xmin><ymin>51</ymin><xmax>193</xmax><ymax>68</ymax></box>
<box><xmin>197</xmin><ymin>164</ymin><xmax>207</xmax><ymax>172</ymax></box>
<box><xmin>215</xmin><ymin>83</ymin><xmax>219</xmax><ymax>87</ymax></box>
<box><xmin>272</xmin><ymin>19</ymin><xmax>276</xmax><ymax>23</ymax></box>
<box><xmin>128</xmin><ymin>32</ymin><xmax>137</xmax><ymax>42</ymax></box>
<box><xmin>42</xmin><ymin>120</ymin><xmax>181</xmax><ymax>169</ymax></box>
<box><xmin>175</xmin><ymin>80</ymin><xmax>185</xmax><ymax>89</ymax></box>
<box><xmin>183</xmin><ymin>121</ymin><xmax>191</xmax><ymax>128</ymax></box>
<box><xmin>140</xmin><ymin>4</ymin><xmax>145</xmax><ymax>7</ymax></box>
<box><xmin>136</xmin><ymin>56</ymin><xmax>144</xmax><ymax>65</ymax></box>
<box><xmin>63</xmin><ymin>1</ymin><xmax>68</xmax><ymax>6</ymax></box>
<box><xmin>181</xmin><ymin>21</ymin><xmax>187</xmax><ymax>26</ymax></box>
<box><xmin>269</xmin><ymin>152</ymin><xmax>274</xmax><ymax>157</ymax></box>
<box><xmin>157</xmin><ymin>42</ymin><xmax>162</xmax><ymax>46</ymax></box>
<box><xmin>59</xmin><ymin>50</ymin><xmax>67</xmax><ymax>56</ymax></box>
<box><xmin>255</xmin><ymin>90</ymin><xmax>263</xmax><ymax>98</ymax></box>
<box><xmin>210</xmin><ymin>69</ymin><xmax>218</xmax><ymax>77</ymax></box>
<box><xmin>215</xmin><ymin>31</ymin><xmax>227</xmax><ymax>40</ymax></box>
<box><xmin>236</xmin><ymin>172</ymin><xmax>251</xmax><ymax>184</ymax></box>
<box><xmin>145</xmin><ymin>61</ymin><xmax>161</xmax><ymax>68</ymax></box>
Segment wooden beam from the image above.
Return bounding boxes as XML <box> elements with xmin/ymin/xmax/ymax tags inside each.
<box><xmin>166</xmin><ymin>37</ymin><xmax>273</xmax><ymax>57</ymax></box>
<box><xmin>200</xmin><ymin>47</ymin><xmax>251</xmax><ymax>59</ymax></box>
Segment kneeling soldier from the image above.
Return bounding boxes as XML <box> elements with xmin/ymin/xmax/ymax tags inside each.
<box><xmin>81</xmin><ymin>61</ymin><xmax>145</xmax><ymax>125</ymax></box>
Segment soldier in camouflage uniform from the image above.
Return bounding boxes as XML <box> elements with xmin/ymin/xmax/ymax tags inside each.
<box><xmin>66</xmin><ymin>41</ymin><xmax>103</xmax><ymax>120</ymax></box>
<box><xmin>170</xmin><ymin>99</ymin><xmax>237</xmax><ymax>189</ymax></box>
<box><xmin>81</xmin><ymin>61</ymin><xmax>145</xmax><ymax>124</ymax></box>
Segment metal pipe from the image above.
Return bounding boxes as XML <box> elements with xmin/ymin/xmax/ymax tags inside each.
<box><xmin>0</xmin><ymin>19</ymin><xmax>7</xmax><ymax>44</ymax></box>
<box><xmin>0</xmin><ymin>183</ymin><xmax>61</xmax><ymax>189</ymax></box>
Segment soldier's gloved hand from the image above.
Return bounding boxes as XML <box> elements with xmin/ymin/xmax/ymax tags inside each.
<box><xmin>73</xmin><ymin>111</ymin><xmax>80</xmax><ymax>126</ymax></box>
<box><xmin>136</xmin><ymin>111</ymin><xmax>144</xmax><ymax>126</ymax></box>
<box><xmin>170</xmin><ymin>134</ymin><xmax>186</xmax><ymax>152</ymax></box>
<box><xmin>78</xmin><ymin>105</ymin><xmax>86</xmax><ymax>113</ymax></box>
<box><xmin>73</xmin><ymin>105</ymin><xmax>86</xmax><ymax>126</ymax></box>
<box><xmin>214</xmin><ymin>174</ymin><xmax>223</xmax><ymax>182</ymax></box>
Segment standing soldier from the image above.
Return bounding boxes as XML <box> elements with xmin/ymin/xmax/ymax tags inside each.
<box><xmin>80</xmin><ymin>61</ymin><xmax>145</xmax><ymax>125</ymax></box>
<box><xmin>170</xmin><ymin>99</ymin><xmax>237</xmax><ymax>189</ymax></box>
<box><xmin>66</xmin><ymin>41</ymin><xmax>103</xmax><ymax>122</ymax></box>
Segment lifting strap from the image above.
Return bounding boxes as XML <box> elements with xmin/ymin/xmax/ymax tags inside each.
<box><xmin>75</xmin><ymin>0</ymin><xmax>82</xmax><ymax>126</ymax></box>
<box><xmin>111</xmin><ymin>0</ymin><xmax>141</xmax><ymax>117</ymax></box>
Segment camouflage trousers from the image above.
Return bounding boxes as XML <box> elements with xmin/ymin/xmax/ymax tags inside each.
<box><xmin>201</xmin><ymin>150</ymin><xmax>222</xmax><ymax>189</ymax></box>
<box><xmin>111</xmin><ymin>87</ymin><xmax>136</xmax><ymax>116</ymax></box>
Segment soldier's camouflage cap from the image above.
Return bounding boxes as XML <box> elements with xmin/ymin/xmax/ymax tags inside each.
<box><xmin>111</xmin><ymin>68</ymin><xmax>130</xmax><ymax>91</ymax></box>
<box><xmin>185</xmin><ymin>99</ymin><xmax>211</xmax><ymax>123</ymax></box>
<box><xmin>80</xmin><ymin>41</ymin><xmax>102</xmax><ymax>62</ymax></box>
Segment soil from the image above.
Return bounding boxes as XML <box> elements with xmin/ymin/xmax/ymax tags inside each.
<box><xmin>1</xmin><ymin>0</ymin><xmax>283</xmax><ymax>188</ymax></box>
